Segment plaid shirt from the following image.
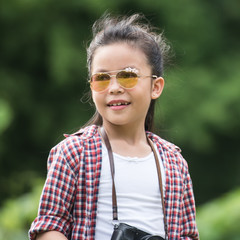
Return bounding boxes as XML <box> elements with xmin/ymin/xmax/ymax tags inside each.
<box><xmin>29</xmin><ymin>125</ymin><xmax>199</xmax><ymax>240</ymax></box>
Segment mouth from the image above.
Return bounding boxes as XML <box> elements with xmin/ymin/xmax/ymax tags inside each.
<box><xmin>107</xmin><ymin>100</ymin><xmax>131</xmax><ymax>107</ymax></box>
<box><xmin>107</xmin><ymin>102</ymin><xmax>130</xmax><ymax>107</ymax></box>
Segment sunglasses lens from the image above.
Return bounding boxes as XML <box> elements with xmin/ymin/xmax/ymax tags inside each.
<box><xmin>117</xmin><ymin>71</ymin><xmax>138</xmax><ymax>88</ymax></box>
<box><xmin>91</xmin><ymin>73</ymin><xmax>110</xmax><ymax>92</ymax></box>
<box><xmin>90</xmin><ymin>71</ymin><xmax>138</xmax><ymax>91</ymax></box>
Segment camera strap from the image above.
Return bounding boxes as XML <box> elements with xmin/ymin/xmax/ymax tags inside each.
<box><xmin>100</xmin><ymin>127</ymin><xmax>168</xmax><ymax>238</ymax></box>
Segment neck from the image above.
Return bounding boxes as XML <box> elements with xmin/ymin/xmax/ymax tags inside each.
<box><xmin>102</xmin><ymin>121</ymin><xmax>146</xmax><ymax>143</ymax></box>
<box><xmin>102</xmin><ymin>121</ymin><xmax>151</xmax><ymax>158</ymax></box>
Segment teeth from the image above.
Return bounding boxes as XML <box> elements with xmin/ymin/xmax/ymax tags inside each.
<box><xmin>110</xmin><ymin>102</ymin><xmax>129</xmax><ymax>106</ymax></box>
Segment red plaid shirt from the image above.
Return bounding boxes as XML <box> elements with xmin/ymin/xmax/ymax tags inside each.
<box><xmin>29</xmin><ymin>125</ymin><xmax>199</xmax><ymax>240</ymax></box>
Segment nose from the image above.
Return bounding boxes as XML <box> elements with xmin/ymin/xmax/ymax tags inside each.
<box><xmin>108</xmin><ymin>76</ymin><xmax>124</xmax><ymax>94</ymax></box>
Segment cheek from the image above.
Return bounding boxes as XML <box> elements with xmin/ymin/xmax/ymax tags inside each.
<box><xmin>92</xmin><ymin>92</ymin><xmax>104</xmax><ymax>109</ymax></box>
<box><xmin>92</xmin><ymin>92</ymin><xmax>98</xmax><ymax>106</ymax></box>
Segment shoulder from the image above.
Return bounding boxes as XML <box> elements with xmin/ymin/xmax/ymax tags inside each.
<box><xmin>48</xmin><ymin>125</ymin><xmax>101</xmax><ymax>167</ymax></box>
<box><xmin>52</xmin><ymin>125</ymin><xmax>99</xmax><ymax>150</ymax></box>
<box><xmin>146</xmin><ymin>131</ymin><xmax>181</xmax><ymax>154</ymax></box>
<box><xmin>147</xmin><ymin>132</ymin><xmax>190</xmax><ymax>172</ymax></box>
<box><xmin>63</xmin><ymin>124</ymin><xmax>100</xmax><ymax>140</ymax></box>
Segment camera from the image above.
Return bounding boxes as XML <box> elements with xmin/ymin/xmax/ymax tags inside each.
<box><xmin>111</xmin><ymin>223</ymin><xmax>165</xmax><ymax>240</ymax></box>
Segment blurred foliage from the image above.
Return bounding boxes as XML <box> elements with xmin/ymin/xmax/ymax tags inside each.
<box><xmin>0</xmin><ymin>179</ymin><xmax>44</xmax><ymax>240</ymax></box>
<box><xmin>197</xmin><ymin>188</ymin><xmax>240</xmax><ymax>240</ymax></box>
<box><xmin>0</xmin><ymin>99</ymin><xmax>13</xmax><ymax>134</ymax></box>
<box><xmin>1</xmin><ymin>0</ymin><xmax>240</xmax><ymax>202</ymax></box>
<box><xmin>0</xmin><ymin>0</ymin><xmax>240</xmax><ymax>238</ymax></box>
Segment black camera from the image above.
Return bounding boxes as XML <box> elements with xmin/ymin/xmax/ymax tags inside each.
<box><xmin>111</xmin><ymin>223</ymin><xmax>165</xmax><ymax>240</ymax></box>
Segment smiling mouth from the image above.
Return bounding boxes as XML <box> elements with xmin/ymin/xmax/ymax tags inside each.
<box><xmin>107</xmin><ymin>102</ymin><xmax>130</xmax><ymax>107</ymax></box>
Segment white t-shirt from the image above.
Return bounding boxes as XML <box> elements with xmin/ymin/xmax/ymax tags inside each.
<box><xmin>95</xmin><ymin>143</ymin><xmax>166</xmax><ymax>239</ymax></box>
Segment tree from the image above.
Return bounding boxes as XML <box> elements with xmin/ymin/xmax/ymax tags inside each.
<box><xmin>0</xmin><ymin>0</ymin><xmax>240</xmax><ymax>207</ymax></box>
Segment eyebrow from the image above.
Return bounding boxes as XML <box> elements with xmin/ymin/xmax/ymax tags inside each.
<box><xmin>93</xmin><ymin>69</ymin><xmax>108</xmax><ymax>73</ymax></box>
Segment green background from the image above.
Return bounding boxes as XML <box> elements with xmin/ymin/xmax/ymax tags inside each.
<box><xmin>0</xmin><ymin>0</ymin><xmax>240</xmax><ymax>239</ymax></box>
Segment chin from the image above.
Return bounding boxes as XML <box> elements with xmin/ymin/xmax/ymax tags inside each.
<box><xmin>105</xmin><ymin>118</ymin><xmax>128</xmax><ymax>126</ymax></box>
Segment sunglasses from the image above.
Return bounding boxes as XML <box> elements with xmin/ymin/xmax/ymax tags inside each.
<box><xmin>89</xmin><ymin>68</ymin><xmax>157</xmax><ymax>92</ymax></box>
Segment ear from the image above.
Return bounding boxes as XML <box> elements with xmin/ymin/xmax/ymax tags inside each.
<box><xmin>151</xmin><ymin>77</ymin><xmax>164</xmax><ymax>99</ymax></box>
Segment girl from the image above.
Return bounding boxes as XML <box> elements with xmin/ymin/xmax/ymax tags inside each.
<box><xmin>29</xmin><ymin>14</ymin><xmax>199</xmax><ymax>240</ymax></box>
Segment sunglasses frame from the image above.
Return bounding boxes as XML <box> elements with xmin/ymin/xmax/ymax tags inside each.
<box><xmin>89</xmin><ymin>68</ymin><xmax>158</xmax><ymax>92</ymax></box>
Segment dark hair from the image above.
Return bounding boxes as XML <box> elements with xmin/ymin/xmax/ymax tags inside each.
<box><xmin>84</xmin><ymin>13</ymin><xmax>170</xmax><ymax>132</ymax></box>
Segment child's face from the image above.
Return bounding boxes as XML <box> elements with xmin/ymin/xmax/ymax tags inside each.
<box><xmin>91</xmin><ymin>42</ymin><xmax>164</xmax><ymax>129</ymax></box>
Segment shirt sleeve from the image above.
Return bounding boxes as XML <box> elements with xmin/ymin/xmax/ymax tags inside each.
<box><xmin>180</xmin><ymin>164</ymin><xmax>199</xmax><ymax>239</ymax></box>
<box><xmin>28</xmin><ymin>142</ymin><xmax>78</xmax><ymax>240</ymax></box>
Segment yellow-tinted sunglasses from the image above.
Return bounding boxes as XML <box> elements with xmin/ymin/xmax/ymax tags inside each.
<box><xmin>89</xmin><ymin>68</ymin><xmax>157</xmax><ymax>92</ymax></box>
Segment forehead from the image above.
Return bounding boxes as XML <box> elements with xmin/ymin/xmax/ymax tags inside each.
<box><xmin>91</xmin><ymin>42</ymin><xmax>151</xmax><ymax>74</ymax></box>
